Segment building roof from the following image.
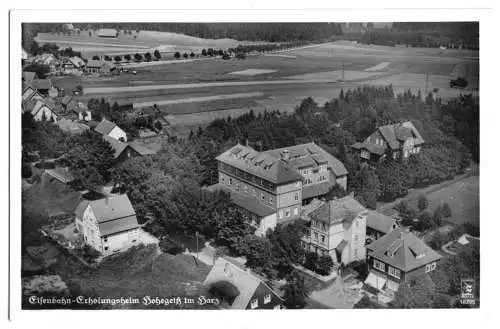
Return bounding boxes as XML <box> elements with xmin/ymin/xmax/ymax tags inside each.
<box><xmin>203</xmin><ymin>257</ymin><xmax>283</xmax><ymax>309</ymax></box>
<box><xmin>301</xmin><ymin>181</ymin><xmax>333</xmax><ymax>200</ymax></box>
<box><xmin>97</xmin><ymin>28</ymin><xmax>118</xmax><ymax>37</ymax></box>
<box><xmin>128</xmin><ymin>142</ymin><xmax>157</xmax><ymax>156</ymax></box>
<box><xmin>44</xmin><ymin>167</ymin><xmax>74</xmax><ymax>184</ymax></box>
<box><xmin>23</xmin><ymin>72</ymin><xmax>36</xmax><ymax>84</ymax></box>
<box><xmin>31</xmin><ymin>79</ymin><xmax>52</xmax><ymax>91</ymax></box>
<box><xmin>69</xmin><ymin>56</ymin><xmax>85</xmax><ymax>68</ymax></box>
<box><xmin>366</xmin><ymin>211</ymin><xmax>396</xmax><ymax>235</ymax></box>
<box><xmin>203</xmin><ymin>184</ymin><xmax>276</xmax><ymax>218</ymax></box>
<box><xmin>377</xmin><ymin>121</ymin><xmax>425</xmax><ymax>150</ymax></box>
<box><xmin>265</xmin><ymin>142</ymin><xmax>348</xmax><ymax>177</ymax></box>
<box><xmin>309</xmin><ymin>195</ymin><xmax>367</xmax><ymax>226</ymax></box>
<box><xmin>351</xmin><ymin>142</ymin><xmax>386</xmax><ymax>155</ymax></box>
<box><xmin>57</xmin><ymin>118</ymin><xmax>90</xmax><ymax>135</ymax></box>
<box><xmin>102</xmin><ymin>135</ymin><xmax>131</xmax><ymax>159</ymax></box>
<box><xmin>216</xmin><ymin>144</ymin><xmax>303</xmax><ymax>185</ymax></box>
<box><xmin>95</xmin><ymin>118</ymin><xmax>117</xmax><ymax>136</ymax></box>
<box><xmin>366</xmin><ymin>228</ymin><xmax>442</xmax><ymax>272</ymax></box>
<box><xmin>75</xmin><ymin>194</ymin><xmax>135</xmax><ymax>223</ymax></box>
<box><xmin>99</xmin><ymin>215</ymin><xmax>140</xmax><ymax>236</ymax></box>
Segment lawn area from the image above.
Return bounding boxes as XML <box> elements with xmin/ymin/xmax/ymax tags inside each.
<box><xmin>408</xmin><ymin>175</ymin><xmax>479</xmax><ymax>226</ymax></box>
<box><xmin>51</xmin><ymin>244</ymin><xmax>213</xmax><ymax>309</ymax></box>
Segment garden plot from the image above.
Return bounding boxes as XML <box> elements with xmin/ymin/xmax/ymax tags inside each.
<box><xmin>365</xmin><ymin>62</ymin><xmax>391</xmax><ymax>72</ymax></box>
<box><xmin>229</xmin><ymin>69</ymin><xmax>277</xmax><ymax>76</ymax></box>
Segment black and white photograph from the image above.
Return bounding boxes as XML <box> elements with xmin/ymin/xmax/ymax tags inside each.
<box><xmin>6</xmin><ymin>3</ymin><xmax>497</xmax><ymax>328</ymax></box>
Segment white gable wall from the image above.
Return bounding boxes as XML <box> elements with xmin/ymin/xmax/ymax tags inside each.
<box><xmin>108</xmin><ymin>126</ymin><xmax>127</xmax><ymax>142</ymax></box>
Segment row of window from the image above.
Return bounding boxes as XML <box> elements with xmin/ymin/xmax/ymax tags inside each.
<box><xmin>425</xmin><ymin>262</ymin><xmax>437</xmax><ymax>273</ymax></box>
<box><xmin>312</xmin><ymin>232</ymin><xmax>326</xmax><ymax>244</ymax></box>
<box><xmin>250</xmin><ymin>292</ymin><xmax>273</xmax><ymax>309</ymax></box>
<box><xmin>374</xmin><ymin>137</ymin><xmax>384</xmax><ymax>146</ymax></box>
<box><xmin>222</xmin><ymin>176</ymin><xmax>275</xmax><ymax>205</ymax></box>
<box><xmin>300</xmin><ymin>164</ymin><xmax>327</xmax><ymax>176</ymax></box>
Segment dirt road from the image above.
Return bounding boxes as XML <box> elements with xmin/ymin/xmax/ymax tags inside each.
<box><xmin>83</xmin><ymin>79</ymin><xmax>356</xmax><ymax>95</ymax></box>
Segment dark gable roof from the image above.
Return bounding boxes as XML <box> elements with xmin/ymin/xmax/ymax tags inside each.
<box><xmin>95</xmin><ymin>119</ymin><xmax>117</xmax><ymax>136</ymax></box>
<box><xmin>265</xmin><ymin>142</ymin><xmax>348</xmax><ymax>177</ymax></box>
<box><xmin>216</xmin><ymin>144</ymin><xmax>303</xmax><ymax>185</ymax></box>
<box><xmin>366</xmin><ymin>211</ymin><xmax>396</xmax><ymax>235</ymax></box>
<box><xmin>89</xmin><ymin>194</ymin><xmax>136</xmax><ymax>223</ymax></box>
<box><xmin>310</xmin><ymin>196</ymin><xmax>367</xmax><ymax>225</ymax></box>
<box><xmin>377</xmin><ymin>121</ymin><xmax>425</xmax><ymax>150</ymax></box>
<box><xmin>74</xmin><ymin>194</ymin><xmax>139</xmax><ymax>237</ymax></box>
<box><xmin>366</xmin><ymin>228</ymin><xmax>442</xmax><ymax>272</ymax></box>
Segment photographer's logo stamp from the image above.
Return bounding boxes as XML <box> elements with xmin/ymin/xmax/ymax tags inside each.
<box><xmin>460</xmin><ymin>279</ymin><xmax>475</xmax><ymax>305</ymax></box>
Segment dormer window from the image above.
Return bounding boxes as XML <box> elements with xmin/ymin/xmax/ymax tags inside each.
<box><xmin>250</xmin><ymin>298</ymin><xmax>258</xmax><ymax>309</ymax></box>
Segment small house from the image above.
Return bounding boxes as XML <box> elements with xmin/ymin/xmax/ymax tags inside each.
<box><xmin>364</xmin><ymin>228</ymin><xmax>442</xmax><ymax>296</ymax></box>
<box><xmin>24</xmin><ymin>99</ymin><xmax>58</xmax><ymax>122</ymax></box>
<box><xmin>74</xmin><ymin>194</ymin><xmax>141</xmax><ymax>255</ymax></box>
<box><xmin>95</xmin><ymin>118</ymin><xmax>127</xmax><ymax>142</ymax></box>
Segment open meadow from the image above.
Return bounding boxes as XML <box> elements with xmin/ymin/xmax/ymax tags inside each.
<box><xmin>51</xmin><ymin>41</ymin><xmax>479</xmax><ymax>137</ymax></box>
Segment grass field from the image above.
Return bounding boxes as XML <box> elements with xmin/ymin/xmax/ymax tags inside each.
<box><xmin>36</xmin><ymin>30</ymin><xmax>241</xmax><ymax>56</ymax></box>
<box><xmin>50</xmin><ymin>41</ymin><xmax>478</xmax><ymax>134</ymax></box>
<box><xmin>407</xmin><ymin>175</ymin><xmax>479</xmax><ymax>226</ymax></box>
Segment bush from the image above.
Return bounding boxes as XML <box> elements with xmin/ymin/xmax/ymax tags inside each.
<box><xmin>316</xmin><ymin>255</ymin><xmax>334</xmax><ymax>275</ymax></box>
<box><xmin>442</xmin><ymin>203</ymin><xmax>452</xmax><ymax>218</ymax></box>
<box><xmin>82</xmin><ymin>245</ymin><xmax>101</xmax><ymax>262</ymax></box>
<box><xmin>417</xmin><ymin>194</ymin><xmax>429</xmax><ymax>212</ymax></box>
<box><xmin>304</xmin><ymin>252</ymin><xmax>318</xmax><ymax>272</ymax></box>
<box><xmin>159</xmin><ymin>238</ymin><xmax>183</xmax><ymax>255</ymax></box>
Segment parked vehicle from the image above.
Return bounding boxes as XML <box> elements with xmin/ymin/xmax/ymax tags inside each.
<box><xmin>449</xmin><ymin>77</ymin><xmax>468</xmax><ymax>89</ymax></box>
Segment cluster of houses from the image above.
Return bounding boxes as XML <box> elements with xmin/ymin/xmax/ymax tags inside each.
<box><xmin>25</xmin><ymin>51</ymin><xmax>118</xmax><ymax>77</ymax></box>
<box><xmin>23</xmin><ymin>41</ymin><xmax>440</xmax><ymax>308</ymax></box>
<box><xmin>201</xmin><ymin>121</ymin><xmax>442</xmax><ymax>308</ymax></box>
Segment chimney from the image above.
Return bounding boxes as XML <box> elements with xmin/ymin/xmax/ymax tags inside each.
<box><xmin>104</xmin><ymin>195</ymin><xmax>109</xmax><ymax>206</ymax></box>
<box><xmin>281</xmin><ymin>149</ymin><xmax>290</xmax><ymax>162</ymax></box>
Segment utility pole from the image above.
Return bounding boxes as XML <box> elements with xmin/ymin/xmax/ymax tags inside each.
<box><xmin>341</xmin><ymin>60</ymin><xmax>345</xmax><ymax>82</ymax></box>
<box><xmin>424</xmin><ymin>72</ymin><xmax>429</xmax><ymax>96</ymax></box>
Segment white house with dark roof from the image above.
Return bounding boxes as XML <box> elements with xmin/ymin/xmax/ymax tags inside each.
<box><xmin>74</xmin><ymin>194</ymin><xmax>140</xmax><ymax>255</ymax></box>
<box><xmin>364</xmin><ymin>228</ymin><xmax>442</xmax><ymax>296</ymax></box>
<box><xmin>303</xmin><ymin>195</ymin><xmax>367</xmax><ymax>265</ymax></box>
<box><xmin>94</xmin><ymin>118</ymin><xmax>127</xmax><ymax>142</ymax></box>
<box><xmin>204</xmin><ymin>257</ymin><xmax>283</xmax><ymax>309</ymax></box>
<box><xmin>352</xmin><ymin>121</ymin><xmax>425</xmax><ymax>162</ymax></box>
